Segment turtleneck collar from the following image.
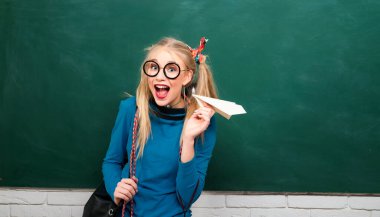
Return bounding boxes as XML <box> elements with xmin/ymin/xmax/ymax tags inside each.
<box><xmin>149</xmin><ymin>99</ymin><xmax>186</xmax><ymax>121</ymax></box>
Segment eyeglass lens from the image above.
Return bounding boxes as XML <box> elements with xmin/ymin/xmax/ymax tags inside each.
<box><xmin>143</xmin><ymin>61</ymin><xmax>181</xmax><ymax>79</ymax></box>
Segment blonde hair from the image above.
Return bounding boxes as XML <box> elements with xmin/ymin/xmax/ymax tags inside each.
<box><xmin>135</xmin><ymin>37</ymin><xmax>218</xmax><ymax>158</ymax></box>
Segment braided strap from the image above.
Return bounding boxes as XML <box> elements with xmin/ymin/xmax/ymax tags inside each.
<box><xmin>122</xmin><ymin>109</ymin><xmax>139</xmax><ymax>217</ymax></box>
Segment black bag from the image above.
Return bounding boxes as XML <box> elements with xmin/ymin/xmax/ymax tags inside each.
<box><xmin>82</xmin><ymin>181</ymin><xmax>120</xmax><ymax>217</ymax></box>
<box><xmin>83</xmin><ymin>109</ymin><xmax>139</xmax><ymax>217</ymax></box>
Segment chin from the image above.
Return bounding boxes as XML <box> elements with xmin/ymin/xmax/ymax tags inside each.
<box><xmin>152</xmin><ymin>96</ymin><xmax>171</xmax><ymax>107</ymax></box>
<box><xmin>154</xmin><ymin>100</ymin><xmax>168</xmax><ymax>107</ymax></box>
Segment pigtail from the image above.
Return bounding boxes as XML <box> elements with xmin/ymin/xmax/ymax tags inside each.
<box><xmin>195</xmin><ymin>61</ymin><xmax>218</xmax><ymax>99</ymax></box>
<box><xmin>136</xmin><ymin>74</ymin><xmax>151</xmax><ymax>158</ymax></box>
<box><xmin>181</xmin><ymin>58</ymin><xmax>218</xmax><ymax>146</ymax></box>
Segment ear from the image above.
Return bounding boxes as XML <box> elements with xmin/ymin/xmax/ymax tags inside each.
<box><xmin>182</xmin><ymin>70</ymin><xmax>194</xmax><ymax>86</ymax></box>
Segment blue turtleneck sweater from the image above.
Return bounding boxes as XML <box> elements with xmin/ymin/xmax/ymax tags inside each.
<box><xmin>102</xmin><ymin>97</ymin><xmax>216</xmax><ymax>217</ymax></box>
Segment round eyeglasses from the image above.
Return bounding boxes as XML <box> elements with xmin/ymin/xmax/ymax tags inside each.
<box><xmin>143</xmin><ymin>60</ymin><xmax>190</xmax><ymax>80</ymax></box>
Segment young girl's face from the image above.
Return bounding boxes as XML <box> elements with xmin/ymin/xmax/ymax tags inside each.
<box><xmin>145</xmin><ymin>48</ymin><xmax>193</xmax><ymax>108</ymax></box>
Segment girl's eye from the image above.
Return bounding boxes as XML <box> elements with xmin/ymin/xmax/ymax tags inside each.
<box><xmin>166</xmin><ymin>64</ymin><xmax>179</xmax><ymax>73</ymax></box>
<box><xmin>150</xmin><ymin>64</ymin><xmax>158</xmax><ymax>70</ymax></box>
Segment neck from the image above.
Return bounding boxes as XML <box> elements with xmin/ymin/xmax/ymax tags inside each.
<box><xmin>167</xmin><ymin>97</ymin><xmax>184</xmax><ymax>109</ymax></box>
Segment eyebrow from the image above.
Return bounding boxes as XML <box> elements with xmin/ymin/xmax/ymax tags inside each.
<box><xmin>146</xmin><ymin>59</ymin><xmax>178</xmax><ymax>65</ymax></box>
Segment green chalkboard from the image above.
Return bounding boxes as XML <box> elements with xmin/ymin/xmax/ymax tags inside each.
<box><xmin>1</xmin><ymin>0</ymin><xmax>380</xmax><ymax>193</ymax></box>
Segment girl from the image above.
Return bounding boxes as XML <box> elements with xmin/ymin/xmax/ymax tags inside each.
<box><xmin>102</xmin><ymin>37</ymin><xmax>218</xmax><ymax>217</ymax></box>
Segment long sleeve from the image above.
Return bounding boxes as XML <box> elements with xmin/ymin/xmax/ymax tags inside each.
<box><xmin>175</xmin><ymin>116</ymin><xmax>217</xmax><ymax>210</ymax></box>
<box><xmin>102</xmin><ymin>97</ymin><xmax>135</xmax><ymax>201</ymax></box>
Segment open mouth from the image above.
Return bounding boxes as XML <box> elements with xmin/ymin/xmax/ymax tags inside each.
<box><xmin>154</xmin><ymin>84</ymin><xmax>170</xmax><ymax>99</ymax></box>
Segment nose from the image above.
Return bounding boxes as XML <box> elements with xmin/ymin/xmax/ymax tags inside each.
<box><xmin>155</xmin><ymin>68</ymin><xmax>166</xmax><ymax>80</ymax></box>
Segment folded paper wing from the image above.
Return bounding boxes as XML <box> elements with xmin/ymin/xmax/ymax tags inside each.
<box><xmin>193</xmin><ymin>94</ymin><xmax>247</xmax><ymax>119</ymax></box>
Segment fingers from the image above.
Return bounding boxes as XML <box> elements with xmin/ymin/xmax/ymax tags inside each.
<box><xmin>195</xmin><ymin>115</ymin><xmax>211</xmax><ymax>131</ymax></box>
<box><xmin>200</xmin><ymin>102</ymin><xmax>215</xmax><ymax>111</ymax></box>
<box><xmin>194</xmin><ymin>107</ymin><xmax>215</xmax><ymax>120</ymax></box>
<box><xmin>131</xmin><ymin>176</ymin><xmax>139</xmax><ymax>183</ymax></box>
<box><xmin>118</xmin><ymin>182</ymin><xmax>137</xmax><ymax>196</ymax></box>
<box><xmin>200</xmin><ymin>106</ymin><xmax>215</xmax><ymax>116</ymax></box>
<box><xmin>197</xmin><ymin>113</ymin><xmax>211</xmax><ymax>122</ymax></box>
<box><xmin>121</xmin><ymin>177</ymin><xmax>138</xmax><ymax>192</ymax></box>
<box><xmin>114</xmin><ymin>189</ymin><xmax>133</xmax><ymax>202</ymax></box>
<box><xmin>202</xmin><ymin>102</ymin><xmax>211</xmax><ymax>108</ymax></box>
<box><xmin>185</xmin><ymin>106</ymin><xmax>215</xmax><ymax>139</ymax></box>
<box><xmin>193</xmin><ymin>109</ymin><xmax>214</xmax><ymax>131</ymax></box>
<box><xmin>114</xmin><ymin>177</ymin><xmax>138</xmax><ymax>204</ymax></box>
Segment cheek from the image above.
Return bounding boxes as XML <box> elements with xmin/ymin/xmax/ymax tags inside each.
<box><xmin>169</xmin><ymin>80</ymin><xmax>183</xmax><ymax>94</ymax></box>
<box><xmin>147</xmin><ymin>78</ymin><xmax>155</xmax><ymax>89</ymax></box>
<box><xmin>169</xmin><ymin>74</ymin><xmax>190</xmax><ymax>95</ymax></box>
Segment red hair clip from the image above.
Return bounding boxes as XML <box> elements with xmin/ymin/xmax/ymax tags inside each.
<box><xmin>189</xmin><ymin>37</ymin><xmax>208</xmax><ymax>64</ymax></box>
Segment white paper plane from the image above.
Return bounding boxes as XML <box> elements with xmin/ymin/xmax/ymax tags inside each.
<box><xmin>192</xmin><ymin>94</ymin><xmax>247</xmax><ymax>120</ymax></box>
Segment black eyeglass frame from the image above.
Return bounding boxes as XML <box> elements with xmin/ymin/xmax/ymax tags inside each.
<box><xmin>143</xmin><ymin>60</ymin><xmax>191</xmax><ymax>80</ymax></box>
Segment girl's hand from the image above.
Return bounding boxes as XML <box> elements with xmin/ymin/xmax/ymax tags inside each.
<box><xmin>113</xmin><ymin>177</ymin><xmax>138</xmax><ymax>205</ymax></box>
<box><xmin>183</xmin><ymin>104</ymin><xmax>215</xmax><ymax>141</ymax></box>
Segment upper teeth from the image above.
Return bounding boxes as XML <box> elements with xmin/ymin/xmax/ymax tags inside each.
<box><xmin>156</xmin><ymin>85</ymin><xmax>167</xmax><ymax>88</ymax></box>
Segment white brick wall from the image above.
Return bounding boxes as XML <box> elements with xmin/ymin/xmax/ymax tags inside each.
<box><xmin>0</xmin><ymin>190</ymin><xmax>88</xmax><ymax>217</ymax></box>
<box><xmin>349</xmin><ymin>197</ymin><xmax>380</xmax><ymax>210</ymax></box>
<box><xmin>47</xmin><ymin>192</ymin><xmax>92</xmax><ymax>206</ymax></box>
<box><xmin>0</xmin><ymin>189</ymin><xmax>379</xmax><ymax>217</ymax></box>
<box><xmin>0</xmin><ymin>190</ymin><xmax>46</xmax><ymax>205</ymax></box>
<box><xmin>226</xmin><ymin>195</ymin><xmax>286</xmax><ymax>208</ymax></box>
<box><xmin>372</xmin><ymin>211</ymin><xmax>380</xmax><ymax>217</ymax></box>
<box><xmin>288</xmin><ymin>196</ymin><xmax>347</xmax><ymax>209</ymax></box>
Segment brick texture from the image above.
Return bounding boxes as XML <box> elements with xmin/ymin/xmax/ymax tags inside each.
<box><xmin>288</xmin><ymin>195</ymin><xmax>347</xmax><ymax>209</ymax></box>
<box><xmin>0</xmin><ymin>190</ymin><xmax>46</xmax><ymax>205</ymax></box>
<box><xmin>47</xmin><ymin>192</ymin><xmax>92</xmax><ymax>206</ymax></box>
<box><xmin>348</xmin><ymin>196</ymin><xmax>380</xmax><ymax>210</ymax></box>
<box><xmin>251</xmin><ymin>208</ymin><xmax>310</xmax><ymax>217</ymax></box>
<box><xmin>193</xmin><ymin>194</ymin><xmax>225</xmax><ymax>208</ymax></box>
<box><xmin>227</xmin><ymin>195</ymin><xmax>286</xmax><ymax>208</ymax></box>
<box><xmin>192</xmin><ymin>208</ymin><xmax>250</xmax><ymax>217</ymax></box>
<box><xmin>0</xmin><ymin>205</ymin><xmax>10</xmax><ymax>217</ymax></box>
<box><xmin>1</xmin><ymin>188</ymin><xmax>380</xmax><ymax>217</ymax></box>
<box><xmin>310</xmin><ymin>209</ymin><xmax>371</xmax><ymax>217</ymax></box>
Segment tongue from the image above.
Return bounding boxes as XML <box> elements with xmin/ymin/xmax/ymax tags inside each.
<box><xmin>156</xmin><ymin>88</ymin><xmax>169</xmax><ymax>99</ymax></box>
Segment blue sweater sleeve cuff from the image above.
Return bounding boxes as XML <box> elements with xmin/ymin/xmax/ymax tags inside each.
<box><xmin>104</xmin><ymin>175</ymin><xmax>120</xmax><ymax>202</ymax></box>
